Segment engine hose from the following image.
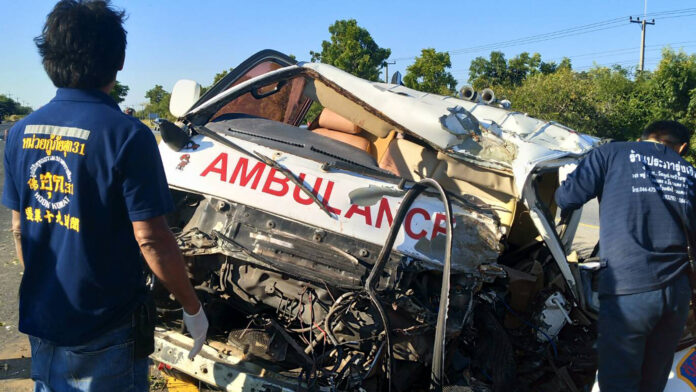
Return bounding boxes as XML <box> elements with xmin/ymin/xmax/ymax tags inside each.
<box><xmin>324</xmin><ymin>292</ymin><xmax>357</xmax><ymax>346</ymax></box>
<box><xmin>322</xmin><ymin>292</ymin><xmax>356</xmax><ymax>373</ymax></box>
<box><xmin>363</xmin><ymin>178</ymin><xmax>454</xmax><ymax>392</ymax></box>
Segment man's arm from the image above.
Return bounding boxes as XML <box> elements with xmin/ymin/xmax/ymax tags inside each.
<box><xmin>132</xmin><ymin>216</ymin><xmax>200</xmax><ymax>315</ymax></box>
<box><xmin>11</xmin><ymin>210</ymin><xmax>23</xmax><ymax>266</ymax></box>
<box><xmin>555</xmin><ymin>148</ymin><xmax>607</xmax><ymax>211</ymax></box>
<box><xmin>133</xmin><ymin>216</ymin><xmax>208</xmax><ymax>359</ymax></box>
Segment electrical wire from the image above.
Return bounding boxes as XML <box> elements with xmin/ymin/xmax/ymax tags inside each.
<box><xmin>392</xmin><ymin>17</ymin><xmax>628</xmax><ymax>61</ymax></box>
<box><xmin>391</xmin><ymin>8</ymin><xmax>696</xmax><ymax>61</ymax></box>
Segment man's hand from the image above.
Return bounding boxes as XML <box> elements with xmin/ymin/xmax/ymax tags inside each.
<box><xmin>132</xmin><ymin>216</ymin><xmax>208</xmax><ymax>357</ymax></box>
<box><xmin>183</xmin><ymin>304</ymin><xmax>209</xmax><ymax>359</ymax></box>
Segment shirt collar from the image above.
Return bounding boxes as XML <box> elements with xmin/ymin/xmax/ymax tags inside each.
<box><xmin>53</xmin><ymin>88</ymin><xmax>120</xmax><ymax>110</ymax></box>
<box><xmin>642</xmin><ymin>139</ymin><xmax>663</xmax><ymax>145</ymax></box>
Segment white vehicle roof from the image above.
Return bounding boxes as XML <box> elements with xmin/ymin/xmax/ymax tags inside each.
<box><xmin>189</xmin><ymin>58</ymin><xmax>599</xmax><ymax>196</ymax></box>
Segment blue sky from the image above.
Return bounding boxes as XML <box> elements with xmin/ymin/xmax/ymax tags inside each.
<box><xmin>1</xmin><ymin>0</ymin><xmax>695</xmax><ymax>110</ymax></box>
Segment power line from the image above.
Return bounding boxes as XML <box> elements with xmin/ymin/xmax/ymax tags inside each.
<box><xmin>392</xmin><ymin>17</ymin><xmax>627</xmax><ymax>61</ymax></box>
<box><xmin>549</xmin><ymin>40</ymin><xmax>696</xmax><ymax>61</ymax></box>
<box><xmin>574</xmin><ymin>57</ymin><xmax>661</xmax><ymax>71</ymax></box>
<box><xmin>391</xmin><ymin>8</ymin><xmax>696</xmax><ymax>62</ymax></box>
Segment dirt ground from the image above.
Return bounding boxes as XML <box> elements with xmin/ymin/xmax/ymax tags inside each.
<box><xmin>0</xmin><ymin>139</ymin><xmax>33</xmax><ymax>391</ymax></box>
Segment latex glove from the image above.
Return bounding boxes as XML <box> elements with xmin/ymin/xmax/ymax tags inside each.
<box><xmin>183</xmin><ymin>304</ymin><xmax>208</xmax><ymax>360</ymax></box>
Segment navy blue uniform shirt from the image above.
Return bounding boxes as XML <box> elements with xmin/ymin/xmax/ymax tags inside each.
<box><xmin>556</xmin><ymin>141</ymin><xmax>696</xmax><ymax>295</ymax></box>
<box><xmin>2</xmin><ymin>88</ymin><xmax>174</xmax><ymax>345</ymax></box>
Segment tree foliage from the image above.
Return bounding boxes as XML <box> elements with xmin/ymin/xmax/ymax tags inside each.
<box><xmin>310</xmin><ymin>19</ymin><xmax>391</xmax><ymax>81</ymax></box>
<box><xmin>141</xmin><ymin>84</ymin><xmax>174</xmax><ymax>120</ymax></box>
<box><xmin>489</xmin><ymin>48</ymin><xmax>696</xmax><ymax>163</ymax></box>
<box><xmin>109</xmin><ymin>80</ymin><xmax>129</xmax><ymax>104</ymax></box>
<box><xmin>200</xmin><ymin>67</ymin><xmax>235</xmax><ymax>95</ymax></box>
<box><xmin>469</xmin><ymin>51</ymin><xmax>571</xmax><ymax>90</ymax></box>
<box><xmin>145</xmin><ymin>84</ymin><xmax>168</xmax><ymax>105</ymax></box>
<box><xmin>212</xmin><ymin>67</ymin><xmax>235</xmax><ymax>86</ymax></box>
<box><xmin>0</xmin><ymin>95</ymin><xmax>32</xmax><ymax>119</ymax></box>
<box><xmin>403</xmin><ymin>48</ymin><xmax>458</xmax><ymax>95</ymax></box>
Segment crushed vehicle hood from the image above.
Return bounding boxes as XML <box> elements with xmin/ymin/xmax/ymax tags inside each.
<box><xmin>299</xmin><ymin>62</ymin><xmax>599</xmax><ymax>195</ymax></box>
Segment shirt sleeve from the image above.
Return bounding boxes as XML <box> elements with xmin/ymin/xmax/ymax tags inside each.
<box><xmin>115</xmin><ymin>126</ymin><xmax>174</xmax><ymax>222</ymax></box>
<box><xmin>555</xmin><ymin>147</ymin><xmax>607</xmax><ymax>211</ymax></box>
<box><xmin>2</xmin><ymin>125</ymin><xmax>20</xmax><ymax>211</ymax></box>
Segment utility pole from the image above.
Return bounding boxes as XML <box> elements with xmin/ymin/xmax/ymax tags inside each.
<box><xmin>629</xmin><ymin>16</ymin><xmax>655</xmax><ymax>72</ymax></box>
<box><xmin>383</xmin><ymin>61</ymin><xmax>396</xmax><ymax>84</ymax></box>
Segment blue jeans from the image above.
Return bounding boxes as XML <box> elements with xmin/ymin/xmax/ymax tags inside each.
<box><xmin>29</xmin><ymin>321</ymin><xmax>149</xmax><ymax>392</ymax></box>
<box><xmin>598</xmin><ymin>273</ymin><xmax>691</xmax><ymax>392</ymax></box>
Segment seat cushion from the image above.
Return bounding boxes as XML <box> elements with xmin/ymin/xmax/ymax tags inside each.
<box><xmin>313</xmin><ymin>128</ymin><xmax>371</xmax><ymax>153</ymax></box>
<box><xmin>378</xmin><ymin>138</ymin><xmax>439</xmax><ymax>179</ymax></box>
<box><xmin>317</xmin><ymin>108</ymin><xmax>362</xmax><ymax>134</ymax></box>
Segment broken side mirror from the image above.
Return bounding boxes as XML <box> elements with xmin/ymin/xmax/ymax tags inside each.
<box><xmin>159</xmin><ymin>119</ymin><xmax>190</xmax><ymax>151</ymax></box>
<box><xmin>169</xmin><ymin>79</ymin><xmax>201</xmax><ymax>118</ymax></box>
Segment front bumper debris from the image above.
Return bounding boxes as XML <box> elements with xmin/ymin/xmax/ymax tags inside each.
<box><xmin>150</xmin><ymin>328</ymin><xmax>306</xmax><ymax>392</ymax></box>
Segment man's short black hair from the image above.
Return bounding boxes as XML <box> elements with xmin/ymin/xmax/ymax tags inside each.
<box><xmin>35</xmin><ymin>0</ymin><xmax>127</xmax><ymax>89</ymax></box>
<box><xmin>641</xmin><ymin>120</ymin><xmax>692</xmax><ymax>148</ymax></box>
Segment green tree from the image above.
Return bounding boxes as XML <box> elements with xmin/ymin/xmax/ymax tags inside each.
<box><xmin>212</xmin><ymin>67</ymin><xmax>235</xmax><ymax>86</ymax></box>
<box><xmin>495</xmin><ymin>68</ymin><xmax>603</xmax><ymax>136</ymax></box>
<box><xmin>468</xmin><ymin>51</ymin><xmax>510</xmax><ymax>90</ymax></box>
<box><xmin>145</xmin><ymin>85</ymin><xmax>168</xmax><ymax>105</ymax></box>
<box><xmin>142</xmin><ymin>85</ymin><xmax>174</xmax><ymax>120</ymax></box>
<box><xmin>0</xmin><ymin>95</ymin><xmax>32</xmax><ymax>119</ymax></box>
<box><xmin>507</xmin><ymin>52</ymin><xmax>542</xmax><ymax>85</ymax></box>
<box><xmin>489</xmin><ymin>48</ymin><xmax>696</xmax><ymax>163</ymax></box>
<box><xmin>403</xmin><ymin>48</ymin><xmax>458</xmax><ymax>95</ymax></box>
<box><xmin>468</xmin><ymin>51</ymin><xmax>566</xmax><ymax>90</ymax></box>
<box><xmin>539</xmin><ymin>57</ymin><xmax>572</xmax><ymax>75</ymax></box>
<box><xmin>200</xmin><ymin>67</ymin><xmax>235</xmax><ymax>95</ymax></box>
<box><xmin>310</xmin><ymin>19</ymin><xmax>391</xmax><ymax>81</ymax></box>
<box><xmin>109</xmin><ymin>80</ymin><xmax>129</xmax><ymax>104</ymax></box>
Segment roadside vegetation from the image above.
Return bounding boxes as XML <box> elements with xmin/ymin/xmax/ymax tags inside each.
<box><xmin>469</xmin><ymin>48</ymin><xmax>696</xmax><ymax>163</ymax></box>
<box><xmin>0</xmin><ymin>95</ymin><xmax>32</xmax><ymax>121</ymax></box>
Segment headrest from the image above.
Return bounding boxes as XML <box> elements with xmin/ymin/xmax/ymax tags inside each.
<box><xmin>318</xmin><ymin>108</ymin><xmax>362</xmax><ymax>134</ymax></box>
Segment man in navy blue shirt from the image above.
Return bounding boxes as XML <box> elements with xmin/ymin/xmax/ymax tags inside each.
<box><xmin>556</xmin><ymin>120</ymin><xmax>695</xmax><ymax>392</ymax></box>
<box><xmin>3</xmin><ymin>1</ymin><xmax>208</xmax><ymax>391</ymax></box>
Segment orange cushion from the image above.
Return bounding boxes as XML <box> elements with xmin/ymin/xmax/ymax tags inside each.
<box><xmin>317</xmin><ymin>109</ymin><xmax>361</xmax><ymax>134</ymax></box>
<box><xmin>313</xmin><ymin>128</ymin><xmax>371</xmax><ymax>152</ymax></box>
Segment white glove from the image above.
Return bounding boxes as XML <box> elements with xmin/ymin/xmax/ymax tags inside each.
<box><xmin>183</xmin><ymin>303</ymin><xmax>209</xmax><ymax>360</ymax></box>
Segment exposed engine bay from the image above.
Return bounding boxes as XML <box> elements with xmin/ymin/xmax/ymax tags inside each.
<box><xmin>154</xmin><ymin>177</ymin><xmax>597</xmax><ymax>392</ymax></box>
<box><xmin>149</xmin><ymin>50</ymin><xmax>609</xmax><ymax>391</ymax></box>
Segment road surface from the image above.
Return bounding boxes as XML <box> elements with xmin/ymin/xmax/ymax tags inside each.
<box><xmin>0</xmin><ymin>122</ymin><xmax>14</xmax><ymax>141</ymax></box>
<box><xmin>0</xmin><ymin>138</ymin><xmax>32</xmax><ymax>391</ymax></box>
<box><xmin>573</xmin><ymin>198</ymin><xmax>600</xmax><ymax>257</ymax></box>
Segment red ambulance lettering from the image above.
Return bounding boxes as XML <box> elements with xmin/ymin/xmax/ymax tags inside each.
<box><xmin>431</xmin><ymin>213</ymin><xmax>448</xmax><ymax>240</ymax></box>
<box><xmin>200</xmin><ymin>152</ymin><xmax>228</xmax><ymax>181</ymax></box>
<box><xmin>320</xmin><ymin>181</ymin><xmax>342</xmax><ymax>215</ymax></box>
<box><xmin>262</xmin><ymin>168</ymin><xmax>290</xmax><ymax>197</ymax></box>
<box><xmin>344</xmin><ymin>204</ymin><xmax>372</xmax><ymax>226</ymax></box>
<box><xmin>293</xmin><ymin>173</ymin><xmax>323</xmax><ymax>205</ymax></box>
<box><xmin>405</xmin><ymin>208</ymin><xmax>429</xmax><ymax>239</ymax></box>
<box><xmin>375</xmin><ymin>197</ymin><xmax>394</xmax><ymax>229</ymax></box>
<box><xmin>230</xmin><ymin>157</ymin><xmax>266</xmax><ymax>189</ymax></box>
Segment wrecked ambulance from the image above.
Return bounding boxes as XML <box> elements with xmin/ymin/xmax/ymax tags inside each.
<box><xmin>148</xmin><ymin>50</ymin><xmax>693</xmax><ymax>392</ymax></box>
